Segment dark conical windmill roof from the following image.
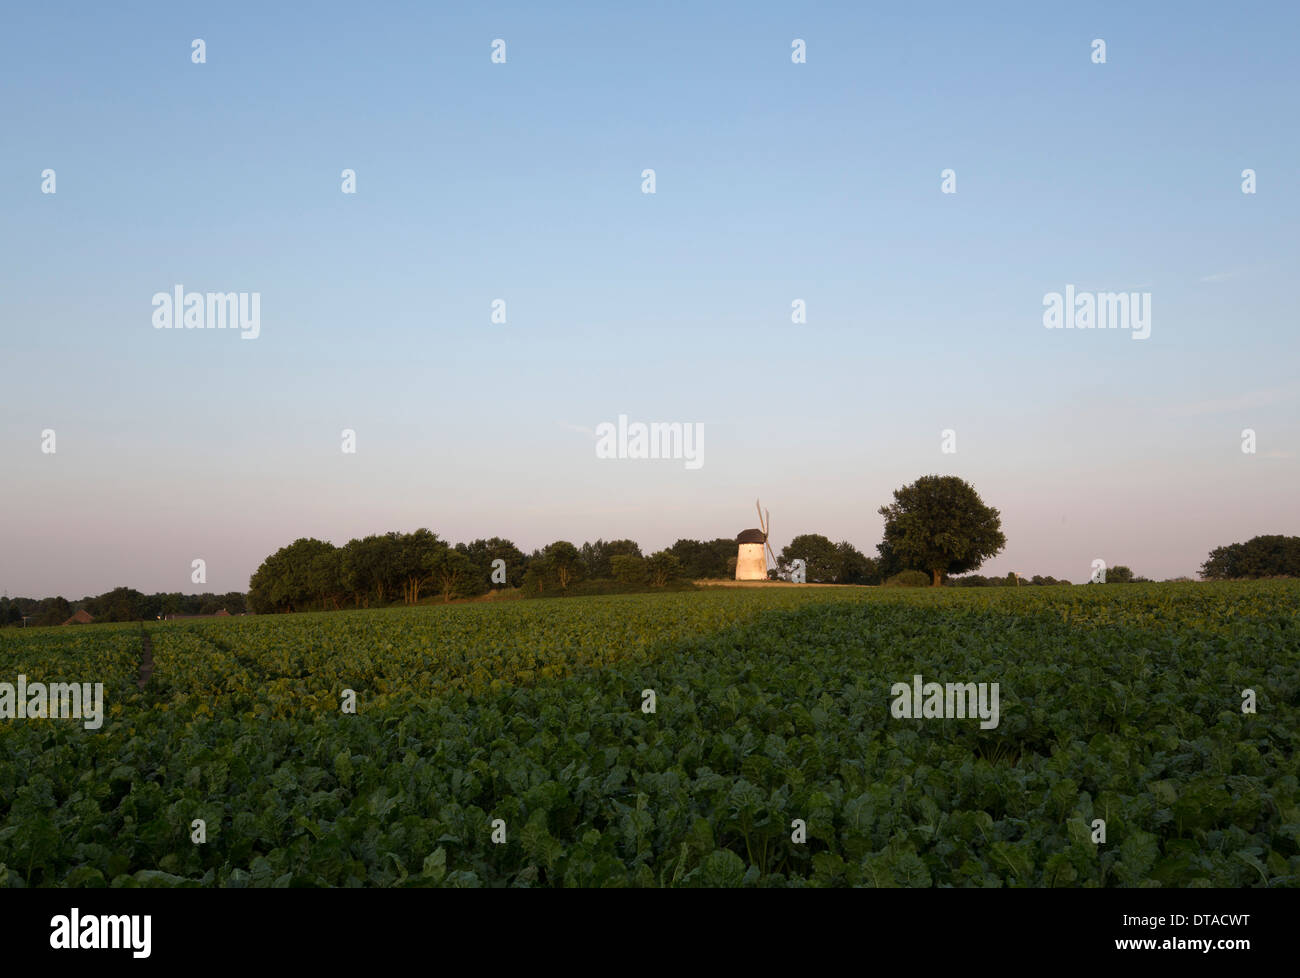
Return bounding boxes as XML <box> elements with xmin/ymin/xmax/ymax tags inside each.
<box><xmin>736</xmin><ymin>528</ymin><xmax>766</xmax><ymax>544</ymax></box>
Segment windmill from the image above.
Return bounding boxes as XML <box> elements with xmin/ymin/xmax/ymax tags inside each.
<box><xmin>735</xmin><ymin>499</ymin><xmax>777</xmax><ymax>580</ymax></box>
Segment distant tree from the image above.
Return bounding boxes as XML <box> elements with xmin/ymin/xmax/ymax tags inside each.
<box><xmin>33</xmin><ymin>596</ymin><xmax>71</xmax><ymax>626</ymax></box>
<box><xmin>0</xmin><ymin>598</ymin><xmax>21</xmax><ymax>626</ymax></box>
<box><xmin>541</xmin><ymin>541</ymin><xmax>583</xmax><ymax>591</ymax></box>
<box><xmin>668</xmin><ymin>538</ymin><xmax>734</xmax><ymax>579</ymax></box>
<box><xmin>521</xmin><ymin>556</ymin><xmax>547</xmax><ymax>596</ymax></box>
<box><xmin>953</xmin><ymin>573</ymin><xmax>1039</xmax><ymax>587</ymax></box>
<box><xmin>456</xmin><ymin>538</ymin><xmax>526</xmax><ymax>589</ymax></box>
<box><xmin>610</xmin><ymin>553</ymin><xmax>649</xmax><ymax>585</ymax></box>
<box><xmin>340</xmin><ymin>538</ymin><xmax>368</xmax><ymax>607</ymax></box>
<box><xmin>428</xmin><ymin>545</ymin><xmax>476</xmax><ymax>602</ymax></box>
<box><xmin>6</xmin><ymin>590</ymin><xmax>255</xmax><ymax>625</ymax></box>
<box><xmin>248</xmin><ymin>537</ymin><xmax>336</xmax><ymax>612</ymax></box>
<box><xmin>308</xmin><ymin>549</ymin><xmax>346</xmax><ymax>608</ymax></box>
<box><xmin>877</xmin><ymin>475</ymin><xmax>1006</xmax><ymax>586</ymax></box>
<box><xmin>778</xmin><ymin>534</ymin><xmax>839</xmax><ymax>582</ymax></box>
<box><xmin>1201</xmin><ymin>535</ymin><xmax>1300</xmax><ymax>580</ymax></box>
<box><xmin>395</xmin><ymin>529</ymin><xmax>441</xmax><ymax>604</ymax></box>
<box><xmin>883</xmin><ymin>570</ymin><xmax>930</xmax><ymax>588</ymax></box>
<box><xmin>579</xmin><ymin>540</ymin><xmax>607</xmax><ymax>579</ymax></box>
<box><xmin>340</xmin><ymin>534</ymin><xmax>400</xmax><ymax>606</ymax></box>
<box><xmin>834</xmin><ymin>541</ymin><xmax>878</xmax><ymax>585</ymax></box>
<box><xmin>874</xmin><ymin>540</ymin><xmax>905</xmax><ymax>580</ymax></box>
<box><xmin>607</xmin><ymin>539</ymin><xmax>643</xmax><ymax>561</ymax></box>
<box><xmin>86</xmin><ymin>586</ymin><xmax>148</xmax><ymax>622</ymax></box>
<box><xmin>706</xmin><ymin>538</ymin><xmax>737</xmax><ymax>578</ymax></box>
<box><xmin>1104</xmin><ymin>565</ymin><xmax>1134</xmax><ymax>584</ymax></box>
<box><xmin>667</xmin><ymin>539</ymin><xmax>702</xmax><ymax>575</ymax></box>
<box><xmin>579</xmin><ymin>539</ymin><xmax>643</xmax><ymax>579</ymax></box>
<box><xmin>646</xmin><ymin>551</ymin><xmax>683</xmax><ymax>587</ymax></box>
<box><xmin>668</xmin><ymin>539</ymin><xmax>708</xmax><ymax>578</ymax></box>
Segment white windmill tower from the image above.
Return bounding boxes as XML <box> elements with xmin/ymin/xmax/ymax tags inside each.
<box><xmin>735</xmin><ymin>500</ymin><xmax>777</xmax><ymax>580</ymax></box>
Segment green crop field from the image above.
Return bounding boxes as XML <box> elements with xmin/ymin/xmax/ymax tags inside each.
<box><xmin>1</xmin><ymin>582</ymin><xmax>1297</xmax><ymax>887</ymax></box>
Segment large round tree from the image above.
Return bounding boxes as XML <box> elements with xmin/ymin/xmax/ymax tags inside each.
<box><xmin>877</xmin><ymin>475</ymin><xmax>1006</xmax><ymax>586</ymax></box>
<box><xmin>778</xmin><ymin>533</ymin><xmax>840</xmax><ymax>582</ymax></box>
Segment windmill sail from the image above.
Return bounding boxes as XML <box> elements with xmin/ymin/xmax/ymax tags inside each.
<box><xmin>756</xmin><ymin>500</ymin><xmax>777</xmax><ymax>572</ymax></box>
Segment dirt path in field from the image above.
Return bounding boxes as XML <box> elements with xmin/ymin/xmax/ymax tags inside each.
<box><xmin>138</xmin><ymin>631</ymin><xmax>154</xmax><ymax>689</ymax></box>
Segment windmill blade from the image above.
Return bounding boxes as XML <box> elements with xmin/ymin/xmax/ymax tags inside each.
<box><xmin>755</xmin><ymin>499</ymin><xmax>764</xmax><ymax>531</ymax></box>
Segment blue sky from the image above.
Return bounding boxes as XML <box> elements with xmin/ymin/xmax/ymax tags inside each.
<box><xmin>2</xmin><ymin>1</ymin><xmax>1297</xmax><ymax>596</ymax></box>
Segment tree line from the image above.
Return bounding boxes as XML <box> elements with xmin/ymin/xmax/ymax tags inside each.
<box><xmin>241</xmin><ymin>477</ymin><xmax>1006</xmax><ymax>612</ymax></box>
<box><xmin>246</xmin><ymin>532</ymin><xmax>885</xmax><ymax>613</ymax></box>
<box><xmin>0</xmin><ymin>589</ymin><xmax>247</xmax><ymax>627</ymax></box>
<box><xmin>11</xmin><ymin>482</ymin><xmax>1293</xmax><ymax>624</ymax></box>
<box><xmin>1200</xmin><ymin>535</ymin><xmax>1300</xmax><ymax>580</ymax></box>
